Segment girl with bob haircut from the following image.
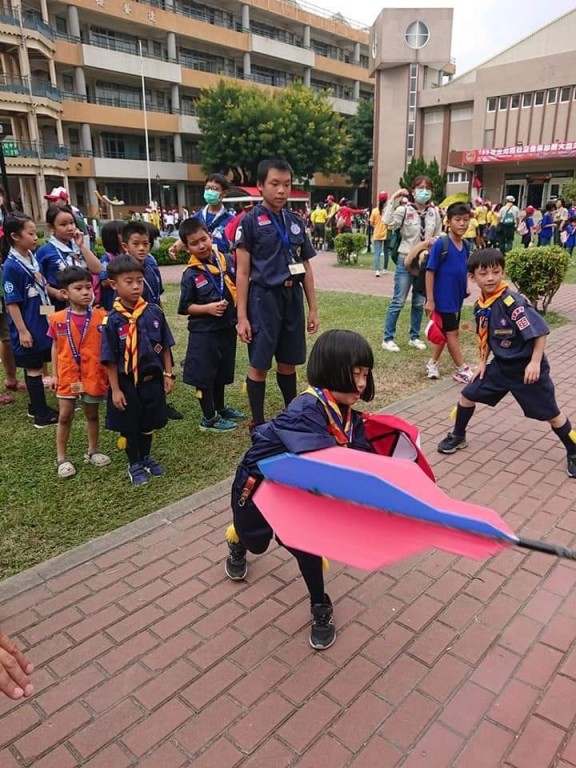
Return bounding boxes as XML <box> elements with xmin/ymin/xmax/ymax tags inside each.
<box><xmin>223</xmin><ymin>329</ymin><xmax>375</xmax><ymax>651</ymax></box>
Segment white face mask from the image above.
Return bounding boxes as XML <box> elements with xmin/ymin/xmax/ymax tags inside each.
<box><xmin>414</xmin><ymin>189</ymin><xmax>432</xmax><ymax>204</ymax></box>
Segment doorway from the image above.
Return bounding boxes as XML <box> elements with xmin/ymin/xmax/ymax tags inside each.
<box><xmin>504</xmin><ymin>182</ymin><xmax>526</xmax><ymax>207</ymax></box>
<box><xmin>526</xmin><ymin>183</ymin><xmax>544</xmax><ymax>208</ymax></box>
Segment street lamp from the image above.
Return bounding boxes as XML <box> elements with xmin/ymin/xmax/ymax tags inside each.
<box><xmin>366</xmin><ymin>157</ymin><xmax>374</xmax><ymax>253</ymax></box>
<box><xmin>155</xmin><ymin>172</ymin><xmax>163</xmax><ymax>230</ymax></box>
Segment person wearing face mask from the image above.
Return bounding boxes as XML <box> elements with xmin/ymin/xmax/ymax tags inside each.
<box><xmin>381</xmin><ymin>176</ymin><xmax>443</xmax><ymax>352</ymax></box>
<box><xmin>169</xmin><ymin>174</ymin><xmax>235</xmax><ymax>261</ymax></box>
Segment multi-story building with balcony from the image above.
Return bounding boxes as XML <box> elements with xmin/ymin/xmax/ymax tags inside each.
<box><xmin>0</xmin><ymin>0</ymin><xmax>373</xmax><ymax>218</ymax></box>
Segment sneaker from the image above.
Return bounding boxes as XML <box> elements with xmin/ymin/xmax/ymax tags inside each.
<box><xmin>381</xmin><ymin>340</ymin><xmax>400</xmax><ymax>352</ymax></box>
<box><xmin>27</xmin><ymin>402</ymin><xmax>34</xmax><ymax>419</ymax></box>
<box><xmin>142</xmin><ymin>456</ymin><xmax>165</xmax><ymax>476</ymax></box>
<box><xmin>310</xmin><ymin>594</ymin><xmax>336</xmax><ymax>650</ymax></box>
<box><xmin>219</xmin><ymin>406</ymin><xmax>246</xmax><ymax>421</ymax></box>
<box><xmin>426</xmin><ymin>360</ymin><xmax>440</xmax><ymax>379</ymax></box>
<box><xmin>33</xmin><ymin>409</ymin><xmax>58</xmax><ymax>429</ymax></box>
<box><xmin>375</xmin><ymin>270</ymin><xmax>380</xmax><ymax>277</ymax></box>
<box><xmin>438</xmin><ymin>432</ymin><xmax>468</xmax><ymax>454</ymax></box>
<box><xmin>568</xmin><ymin>454</ymin><xmax>576</xmax><ymax>478</ymax></box>
<box><xmin>200</xmin><ymin>414</ymin><xmax>238</xmax><ymax>432</ymax></box>
<box><xmin>452</xmin><ymin>365</ymin><xmax>474</xmax><ymax>384</ymax></box>
<box><xmin>409</xmin><ymin>338</ymin><xmax>427</xmax><ymax>351</ymax></box>
<box><xmin>225</xmin><ymin>541</ymin><xmax>248</xmax><ymax>580</ymax></box>
<box><xmin>128</xmin><ymin>462</ymin><xmax>149</xmax><ymax>486</ymax></box>
<box><xmin>166</xmin><ymin>403</ymin><xmax>184</xmax><ymax>420</ymax></box>
<box><xmin>382</xmin><ymin>269</ymin><xmax>388</xmax><ymax>275</ymax></box>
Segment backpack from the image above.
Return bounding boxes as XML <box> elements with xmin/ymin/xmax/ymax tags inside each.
<box><xmin>388</xmin><ymin>209</ymin><xmax>407</xmax><ymax>265</ymax></box>
<box><xmin>414</xmin><ymin>235</ymin><xmax>470</xmax><ymax>297</ymax></box>
<box><xmin>501</xmin><ymin>206</ymin><xmax>515</xmax><ymax>226</ymax></box>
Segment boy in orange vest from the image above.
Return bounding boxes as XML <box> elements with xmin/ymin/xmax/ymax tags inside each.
<box><xmin>48</xmin><ymin>266</ymin><xmax>110</xmax><ymax>479</ymax></box>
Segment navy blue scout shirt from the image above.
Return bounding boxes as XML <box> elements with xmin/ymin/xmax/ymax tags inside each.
<box><xmin>100</xmin><ymin>303</ymin><xmax>175</xmax><ymax>376</ymax></box>
<box><xmin>426</xmin><ymin>236</ymin><xmax>468</xmax><ymax>313</ymax></box>
<box><xmin>479</xmin><ymin>289</ymin><xmax>549</xmax><ymax>364</ymax></box>
<box><xmin>236</xmin><ymin>204</ymin><xmax>315</xmax><ymax>287</ymax></box>
<box><xmin>193</xmin><ymin>206</ymin><xmax>234</xmax><ymax>255</ymax></box>
<box><xmin>140</xmin><ymin>255</ymin><xmax>164</xmax><ymax>305</ymax></box>
<box><xmin>177</xmin><ymin>252</ymin><xmax>236</xmax><ymax>333</ymax></box>
<box><xmin>3</xmin><ymin>253</ymin><xmax>51</xmax><ymax>355</ymax></box>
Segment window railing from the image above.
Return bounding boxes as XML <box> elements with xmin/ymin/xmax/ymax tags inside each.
<box><xmin>0</xmin><ymin>73</ymin><xmax>62</xmax><ymax>101</ymax></box>
<box><xmin>23</xmin><ymin>14</ymin><xmax>54</xmax><ymax>40</ymax></box>
<box><xmin>63</xmin><ymin>90</ymin><xmax>196</xmax><ymax>116</ymax></box>
<box><xmin>86</xmin><ymin>34</ymin><xmax>177</xmax><ymax>63</ymax></box>
<box><xmin>1</xmin><ymin>140</ymin><xmax>68</xmax><ymax>160</ymax></box>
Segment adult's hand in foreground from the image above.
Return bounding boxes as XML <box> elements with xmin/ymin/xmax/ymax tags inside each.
<box><xmin>0</xmin><ymin>629</ymin><xmax>34</xmax><ymax>700</ymax></box>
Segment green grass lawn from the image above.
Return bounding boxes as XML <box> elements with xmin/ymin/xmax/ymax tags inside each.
<box><xmin>0</xmin><ymin>287</ymin><xmax>566</xmax><ymax>577</ymax></box>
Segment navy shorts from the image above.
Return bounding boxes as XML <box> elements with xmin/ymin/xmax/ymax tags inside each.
<box><xmin>438</xmin><ymin>311</ymin><xmax>461</xmax><ymax>333</ymax></box>
<box><xmin>105</xmin><ymin>371</ymin><xmax>168</xmax><ymax>435</ymax></box>
<box><xmin>248</xmin><ymin>282</ymin><xmax>306</xmax><ymax>370</ymax></box>
<box><xmin>14</xmin><ymin>346</ymin><xmax>51</xmax><ymax>370</ymax></box>
<box><xmin>462</xmin><ymin>358</ymin><xmax>560</xmax><ymax>421</ymax></box>
<box><xmin>183</xmin><ymin>328</ymin><xmax>237</xmax><ymax>390</ymax></box>
<box><xmin>231</xmin><ymin>463</ymin><xmax>272</xmax><ymax>554</ymax></box>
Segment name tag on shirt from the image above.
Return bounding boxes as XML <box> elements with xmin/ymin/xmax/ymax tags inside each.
<box><xmin>40</xmin><ymin>305</ymin><xmax>54</xmax><ymax>316</ymax></box>
<box><xmin>289</xmin><ymin>262</ymin><xmax>306</xmax><ymax>275</ymax></box>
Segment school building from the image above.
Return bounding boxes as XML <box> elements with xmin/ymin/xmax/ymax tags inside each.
<box><xmin>0</xmin><ymin>0</ymin><xmax>373</xmax><ymax>218</ymax></box>
<box><xmin>370</xmin><ymin>7</ymin><xmax>576</xmax><ymax>208</ymax></box>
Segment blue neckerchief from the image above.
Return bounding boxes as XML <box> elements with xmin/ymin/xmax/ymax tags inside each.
<box><xmin>7</xmin><ymin>248</ymin><xmax>50</xmax><ymax>305</ymax></box>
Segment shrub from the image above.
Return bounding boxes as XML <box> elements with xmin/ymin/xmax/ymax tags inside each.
<box><xmin>152</xmin><ymin>237</ymin><xmax>188</xmax><ymax>265</ymax></box>
<box><xmin>506</xmin><ymin>245</ymin><xmax>570</xmax><ymax>314</ymax></box>
<box><xmin>334</xmin><ymin>233</ymin><xmax>367</xmax><ymax>264</ymax></box>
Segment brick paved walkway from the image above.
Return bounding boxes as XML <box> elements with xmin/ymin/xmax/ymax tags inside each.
<box><xmin>1</xmin><ymin>257</ymin><xmax>575</xmax><ymax>767</ymax></box>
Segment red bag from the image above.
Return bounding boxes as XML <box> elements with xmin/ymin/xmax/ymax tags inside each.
<box><xmin>361</xmin><ymin>412</ymin><xmax>435</xmax><ymax>482</ymax></box>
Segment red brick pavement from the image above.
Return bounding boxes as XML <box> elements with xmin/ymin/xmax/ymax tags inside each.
<box><xmin>0</xmin><ymin>256</ymin><xmax>575</xmax><ymax>766</ymax></box>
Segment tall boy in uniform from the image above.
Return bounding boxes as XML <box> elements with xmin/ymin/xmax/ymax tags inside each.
<box><xmin>438</xmin><ymin>248</ymin><xmax>576</xmax><ymax>478</ymax></box>
<box><xmin>235</xmin><ymin>158</ymin><xmax>319</xmax><ymax>428</ymax></box>
<box><xmin>178</xmin><ymin>217</ymin><xmax>244</xmax><ymax>432</ymax></box>
<box><xmin>100</xmin><ymin>255</ymin><xmax>176</xmax><ymax>486</ymax></box>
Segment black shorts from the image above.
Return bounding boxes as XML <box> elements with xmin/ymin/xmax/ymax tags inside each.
<box><xmin>105</xmin><ymin>372</ymin><xmax>168</xmax><ymax>435</ymax></box>
<box><xmin>313</xmin><ymin>224</ymin><xmax>325</xmax><ymax>238</ymax></box>
<box><xmin>231</xmin><ymin>463</ymin><xmax>272</xmax><ymax>554</ymax></box>
<box><xmin>248</xmin><ymin>281</ymin><xmax>306</xmax><ymax>371</ymax></box>
<box><xmin>478</xmin><ymin>224</ymin><xmax>486</xmax><ymax>237</ymax></box>
<box><xmin>438</xmin><ymin>311</ymin><xmax>461</xmax><ymax>334</ymax></box>
<box><xmin>183</xmin><ymin>328</ymin><xmax>237</xmax><ymax>390</ymax></box>
<box><xmin>14</xmin><ymin>346</ymin><xmax>51</xmax><ymax>370</ymax></box>
<box><xmin>461</xmin><ymin>358</ymin><xmax>560</xmax><ymax>422</ymax></box>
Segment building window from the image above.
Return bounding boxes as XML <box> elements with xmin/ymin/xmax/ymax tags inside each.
<box><xmin>547</xmin><ymin>88</ymin><xmax>557</xmax><ymax>104</ymax></box>
<box><xmin>406</xmin><ymin>63</ymin><xmax>418</xmax><ymax>163</ymax></box>
<box><xmin>522</xmin><ymin>92</ymin><xmax>532</xmax><ymax>107</ymax></box>
<box><xmin>451</xmin><ymin>106</ymin><xmax>473</xmax><ymax>121</ymax></box>
<box><xmin>55</xmin><ymin>16</ymin><xmax>67</xmax><ymax>34</ymax></box>
<box><xmin>487</xmin><ymin>97</ymin><xmax>496</xmax><ymax>112</ymax></box>
<box><xmin>534</xmin><ymin>91</ymin><xmax>544</xmax><ymax>106</ymax></box>
<box><xmin>560</xmin><ymin>86</ymin><xmax>571</xmax><ymax>102</ymax></box>
<box><xmin>405</xmin><ymin>21</ymin><xmax>429</xmax><ymax>49</ymax></box>
<box><xmin>498</xmin><ymin>96</ymin><xmax>508</xmax><ymax>111</ymax></box>
<box><xmin>424</xmin><ymin>109</ymin><xmax>443</xmax><ymax>125</ymax></box>
<box><xmin>510</xmin><ymin>94</ymin><xmax>520</xmax><ymax>109</ymax></box>
<box><xmin>62</xmin><ymin>74</ymin><xmax>74</xmax><ymax>93</ymax></box>
<box><xmin>447</xmin><ymin>172</ymin><xmax>468</xmax><ymax>184</ymax></box>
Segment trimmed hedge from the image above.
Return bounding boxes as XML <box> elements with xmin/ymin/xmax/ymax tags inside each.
<box><xmin>506</xmin><ymin>245</ymin><xmax>570</xmax><ymax>314</ymax></box>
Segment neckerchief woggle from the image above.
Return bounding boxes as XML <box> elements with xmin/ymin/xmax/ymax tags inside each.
<box><xmin>66</xmin><ymin>308</ymin><xmax>92</xmax><ymax>369</ymax></box>
<box><xmin>8</xmin><ymin>248</ymin><xmax>51</xmax><ymax>305</ymax></box>
<box><xmin>306</xmin><ymin>386</ymin><xmax>353</xmax><ymax>446</ymax></box>
<box><xmin>188</xmin><ymin>248</ymin><xmax>237</xmax><ymax>305</ymax></box>
<box><xmin>475</xmin><ymin>281</ymin><xmax>509</xmax><ymax>362</ymax></box>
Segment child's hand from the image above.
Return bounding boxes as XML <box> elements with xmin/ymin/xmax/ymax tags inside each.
<box><xmin>50</xmin><ymin>376</ymin><xmax>58</xmax><ymax>391</ymax></box>
<box><xmin>0</xmin><ymin>628</ymin><xmax>34</xmax><ymax>700</ymax></box>
<box><xmin>164</xmin><ymin>377</ymin><xmax>174</xmax><ymax>395</ymax></box>
<box><xmin>112</xmin><ymin>389</ymin><xmax>127</xmax><ymax>410</ymax></box>
<box><xmin>524</xmin><ymin>360</ymin><xmax>541</xmax><ymax>384</ymax></box>
<box><xmin>307</xmin><ymin>310</ymin><xmax>319</xmax><ymax>334</ymax></box>
<box><xmin>209</xmin><ymin>300</ymin><xmax>228</xmax><ymax>317</ymax></box>
<box><xmin>424</xmin><ymin>299</ymin><xmax>435</xmax><ymax>317</ymax></box>
<box><xmin>473</xmin><ymin>361</ymin><xmax>486</xmax><ymax>381</ymax></box>
<box><xmin>236</xmin><ymin>318</ymin><xmax>252</xmax><ymax>344</ymax></box>
<box><xmin>18</xmin><ymin>329</ymin><xmax>33</xmax><ymax>348</ymax></box>
<box><xmin>73</xmin><ymin>229</ymin><xmax>84</xmax><ymax>247</ymax></box>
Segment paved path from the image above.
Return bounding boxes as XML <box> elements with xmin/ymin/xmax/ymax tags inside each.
<box><xmin>1</xmin><ymin>258</ymin><xmax>576</xmax><ymax>766</ymax></box>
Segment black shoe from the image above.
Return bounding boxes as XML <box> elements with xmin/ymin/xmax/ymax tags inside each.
<box><xmin>225</xmin><ymin>541</ymin><xmax>248</xmax><ymax>580</ymax></box>
<box><xmin>27</xmin><ymin>403</ymin><xmax>34</xmax><ymax>419</ymax></box>
<box><xmin>33</xmin><ymin>408</ymin><xmax>58</xmax><ymax>429</ymax></box>
<box><xmin>568</xmin><ymin>454</ymin><xmax>576</xmax><ymax>478</ymax></box>
<box><xmin>166</xmin><ymin>403</ymin><xmax>184</xmax><ymax>420</ymax></box>
<box><xmin>310</xmin><ymin>594</ymin><xmax>336</xmax><ymax>650</ymax></box>
<box><xmin>437</xmin><ymin>432</ymin><xmax>467</xmax><ymax>454</ymax></box>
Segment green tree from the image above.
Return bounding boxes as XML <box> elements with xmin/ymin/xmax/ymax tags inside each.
<box><xmin>196</xmin><ymin>81</ymin><xmax>344</xmax><ymax>185</ymax></box>
<box><xmin>561</xmin><ymin>179</ymin><xmax>576</xmax><ymax>205</ymax></box>
<box><xmin>399</xmin><ymin>156</ymin><xmax>446</xmax><ymax>203</ymax></box>
<box><xmin>341</xmin><ymin>99</ymin><xmax>374</xmax><ymax>186</ymax></box>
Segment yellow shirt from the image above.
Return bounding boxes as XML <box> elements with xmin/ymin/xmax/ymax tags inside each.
<box><xmin>487</xmin><ymin>210</ymin><xmax>499</xmax><ymax>227</ymax></box>
<box><xmin>370</xmin><ymin>207</ymin><xmax>388</xmax><ymax>241</ymax></box>
<box><xmin>464</xmin><ymin>218</ymin><xmax>478</xmax><ymax>239</ymax></box>
<box><xmin>475</xmin><ymin>205</ymin><xmax>488</xmax><ymax>225</ymax></box>
<box><xmin>327</xmin><ymin>203</ymin><xmax>340</xmax><ymax>222</ymax></box>
<box><xmin>311</xmin><ymin>207</ymin><xmax>328</xmax><ymax>224</ymax></box>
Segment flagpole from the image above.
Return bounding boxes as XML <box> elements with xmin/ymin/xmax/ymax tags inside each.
<box><xmin>139</xmin><ymin>40</ymin><xmax>153</xmax><ymax>206</ymax></box>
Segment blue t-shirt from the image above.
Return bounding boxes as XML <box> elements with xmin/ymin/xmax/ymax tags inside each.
<box><xmin>2</xmin><ymin>250</ymin><xmax>52</xmax><ymax>355</ymax></box>
<box><xmin>193</xmin><ymin>205</ymin><xmax>234</xmax><ymax>255</ymax></box>
<box><xmin>426</xmin><ymin>236</ymin><xmax>469</xmax><ymax>313</ymax></box>
<box><xmin>141</xmin><ymin>255</ymin><xmax>164</xmax><ymax>306</ymax></box>
<box><xmin>539</xmin><ymin>213</ymin><xmax>554</xmax><ymax>242</ymax></box>
<box><xmin>236</xmin><ymin>204</ymin><xmax>315</xmax><ymax>288</ymax></box>
<box><xmin>36</xmin><ymin>237</ymin><xmax>85</xmax><ymax>288</ymax></box>
<box><xmin>565</xmin><ymin>223</ymin><xmax>576</xmax><ymax>248</ymax></box>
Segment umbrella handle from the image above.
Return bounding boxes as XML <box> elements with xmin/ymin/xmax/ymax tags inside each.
<box><xmin>516</xmin><ymin>536</ymin><xmax>576</xmax><ymax>561</ymax></box>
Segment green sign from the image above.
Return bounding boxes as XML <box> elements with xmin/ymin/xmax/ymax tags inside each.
<box><xmin>2</xmin><ymin>141</ymin><xmax>19</xmax><ymax>157</ymax></box>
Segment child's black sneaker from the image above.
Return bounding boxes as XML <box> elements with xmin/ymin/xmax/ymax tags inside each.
<box><xmin>166</xmin><ymin>403</ymin><xmax>184</xmax><ymax>420</ymax></box>
<box><xmin>142</xmin><ymin>456</ymin><xmax>165</xmax><ymax>476</ymax></box>
<box><xmin>224</xmin><ymin>524</ymin><xmax>248</xmax><ymax>580</ymax></box>
<box><xmin>33</xmin><ymin>408</ymin><xmax>58</xmax><ymax>429</ymax></box>
<box><xmin>437</xmin><ymin>432</ymin><xmax>467</xmax><ymax>454</ymax></box>
<box><xmin>310</xmin><ymin>594</ymin><xmax>336</xmax><ymax>650</ymax></box>
<box><xmin>128</xmin><ymin>462</ymin><xmax>149</xmax><ymax>486</ymax></box>
<box><xmin>567</xmin><ymin>454</ymin><xmax>576</xmax><ymax>478</ymax></box>
<box><xmin>27</xmin><ymin>402</ymin><xmax>34</xmax><ymax>419</ymax></box>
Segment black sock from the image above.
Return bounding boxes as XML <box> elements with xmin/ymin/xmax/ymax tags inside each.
<box><xmin>214</xmin><ymin>380</ymin><xmax>226</xmax><ymax>413</ymax></box>
<box><xmin>454</xmin><ymin>404</ymin><xmax>475</xmax><ymax>436</ymax></box>
<box><xmin>276</xmin><ymin>372</ymin><xmax>297</xmax><ymax>407</ymax></box>
<box><xmin>197</xmin><ymin>388</ymin><xmax>216</xmax><ymax>420</ymax></box>
<box><xmin>138</xmin><ymin>432</ymin><xmax>153</xmax><ymax>460</ymax></box>
<box><xmin>25</xmin><ymin>372</ymin><xmax>47</xmax><ymax>416</ymax></box>
<box><xmin>553</xmin><ymin>419</ymin><xmax>576</xmax><ymax>456</ymax></box>
<box><xmin>246</xmin><ymin>377</ymin><xmax>266</xmax><ymax>423</ymax></box>
<box><xmin>285</xmin><ymin>545</ymin><xmax>325</xmax><ymax>605</ymax></box>
<box><xmin>125</xmin><ymin>435</ymin><xmax>139</xmax><ymax>465</ymax></box>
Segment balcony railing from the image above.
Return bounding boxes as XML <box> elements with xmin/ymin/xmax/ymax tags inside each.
<box><xmin>23</xmin><ymin>14</ymin><xmax>54</xmax><ymax>40</ymax></box>
<box><xmin>86</xmin><ymin>34</ymin><xmax>177</xmax><ymax>63</ymax></box>
<box><xmin>0</xmin><ymin>73</ymin><xmax>62</xmax><ymax>101</ymax></box>
<box><xmin>62</xmin><ymin>90</ymin><xmax>190</xmax><ymax>115</ymax></box>
<box><xmin>2</xmin><ymin>140</ymin><xmax>68</xmax><ymax>160</ymax></box>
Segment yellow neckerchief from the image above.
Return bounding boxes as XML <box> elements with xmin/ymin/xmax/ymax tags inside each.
<box><xmin>305</xmin><ymin>386</ymin><xmax>353</xmax><ymax>445</ymax></box>
<box><xmin>475</xmin><ymin>282</ymin><xmax>509</xmax><ymax>361</ymax></box>
<box><xmin>187</xmin><ymin>247</ymin><xmax>237</xmax><ymax>306</ymax></box>
<box><xmin>113</xmin><ymin>297</ymin><xmax>148</xmax><ymax>383</ymax></box>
